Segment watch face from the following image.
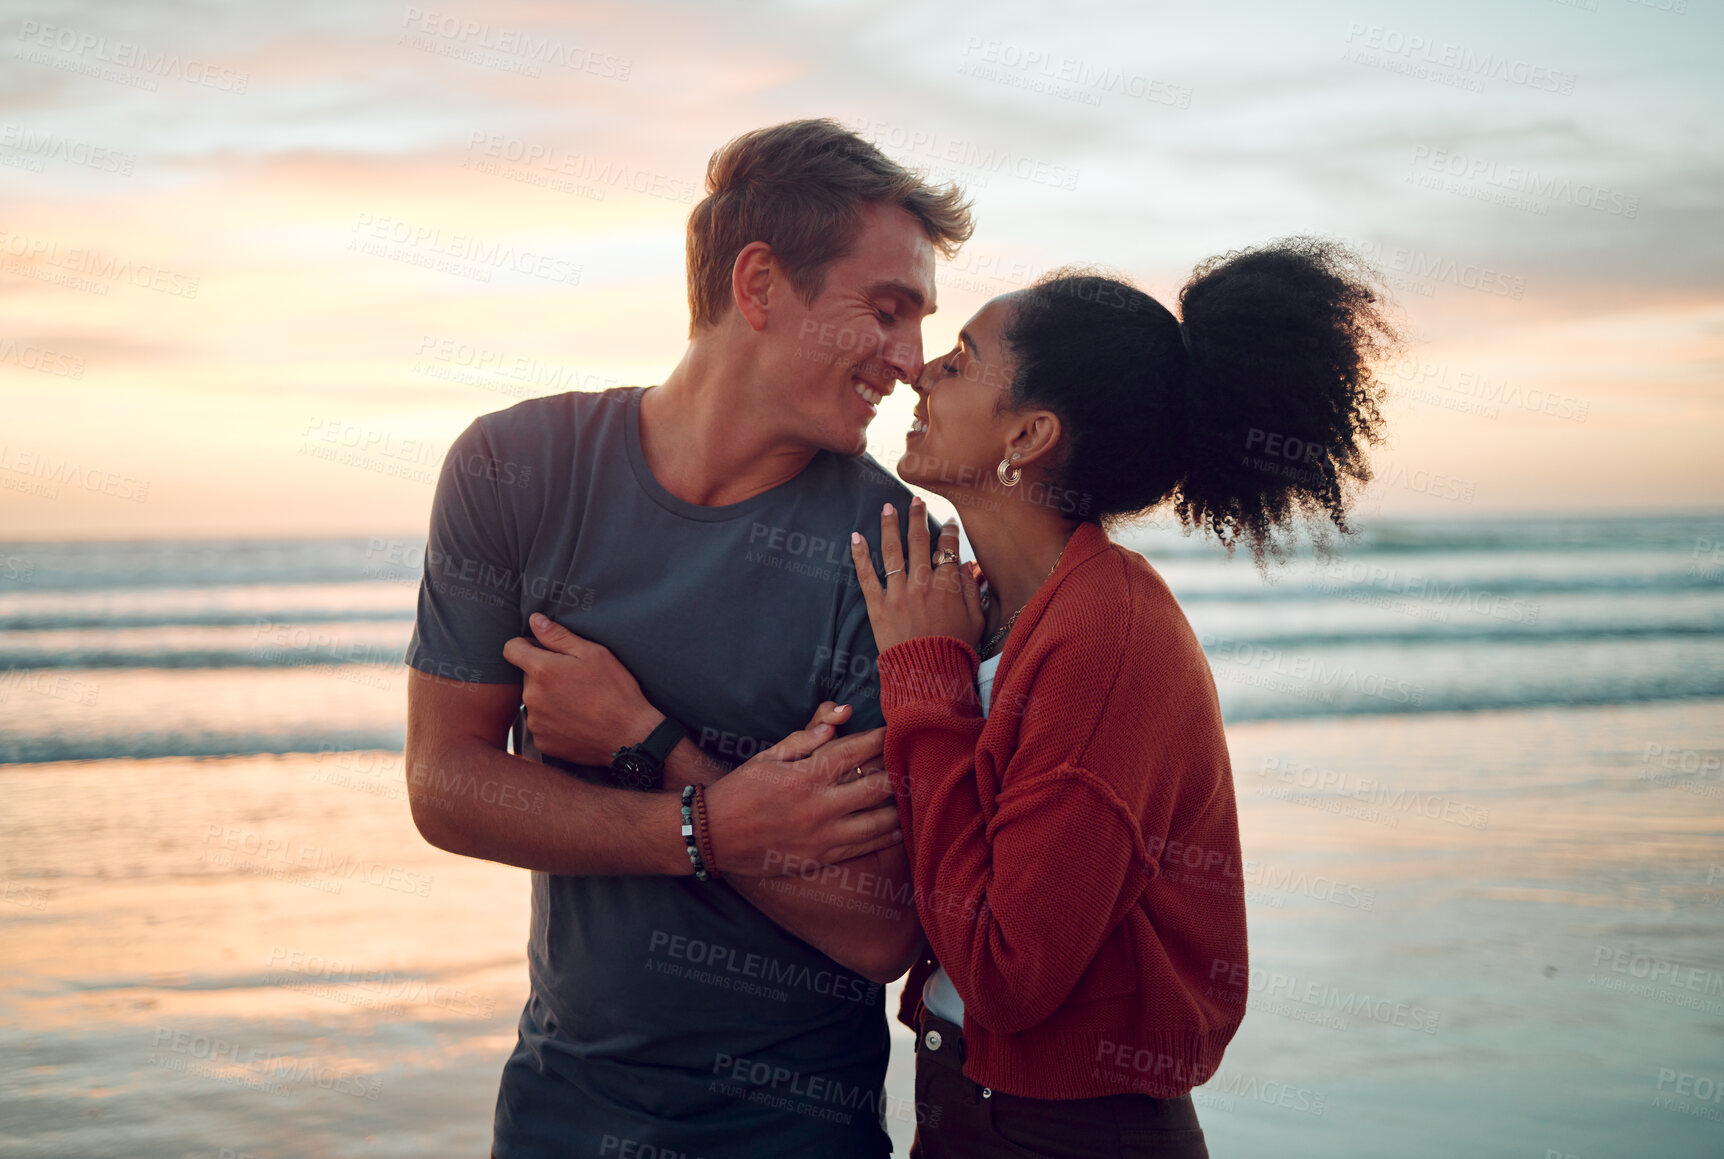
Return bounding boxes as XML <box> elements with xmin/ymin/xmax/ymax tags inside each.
<box><xmin>611</xmin><ymin>751</ymin><xmax>655</xmax><ymax>788</ymax></box>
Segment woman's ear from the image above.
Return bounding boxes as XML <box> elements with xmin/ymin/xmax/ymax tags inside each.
<box><xmin>1008</xmin><ymin>409</ymin><xmax>1063</xmax><ymax>472</ymax></box>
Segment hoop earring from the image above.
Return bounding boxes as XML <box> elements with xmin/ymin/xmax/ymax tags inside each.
<box><xmin>996</xmin><ymin>453</ymin><xmax>1021</xmax><ymax>487</ymax></box>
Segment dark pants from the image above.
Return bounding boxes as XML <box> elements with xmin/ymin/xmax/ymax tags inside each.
<box><xmin>910</xmin><ymin>1008</ymin><xmax>1209</xmax><ymax>1159</ymax></box>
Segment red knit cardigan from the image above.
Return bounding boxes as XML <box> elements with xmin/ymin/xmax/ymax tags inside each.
<box><xmin>877</xmin><ymin>519</ymin><xmax>1248</xmax><ymax>1100</ymax></box>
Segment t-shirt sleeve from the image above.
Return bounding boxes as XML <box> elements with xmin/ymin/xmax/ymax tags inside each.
<box><xmin>828</xmin><ymin>508</ymin><xmax>948</xmax><ymax>732</ymax></box>
<box><xmin>404</xmin><ymin>416</ymin><xmax>528</xmax><ymax>684</ymax></box>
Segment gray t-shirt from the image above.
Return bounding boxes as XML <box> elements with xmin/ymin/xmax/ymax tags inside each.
<box><xmin>406</xmin><ymin>385</ymin><xmax>937</xmax><ymax>1158</ymax></box>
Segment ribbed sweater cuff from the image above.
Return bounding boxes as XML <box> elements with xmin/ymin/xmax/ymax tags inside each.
<box><xmin>875</xmin><ymin>636</ymin><xmax>980</xmax><ymax>713</ymax></box>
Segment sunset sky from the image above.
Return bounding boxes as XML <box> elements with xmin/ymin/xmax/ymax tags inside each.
<box><xmin>2</xmin><ymin>0</ymin><xmax>1720</xmax><ymax>538</ymax></box>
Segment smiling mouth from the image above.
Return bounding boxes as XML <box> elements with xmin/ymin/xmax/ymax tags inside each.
<box><xmin>908</xmin><ymin>416</ymin><xmax>927</xmax><ymax>436</ymax></box>
<box><xmin>853</xmin><ymin>379</ymin><xmax>884</xmax><ymax>409</ymax></box>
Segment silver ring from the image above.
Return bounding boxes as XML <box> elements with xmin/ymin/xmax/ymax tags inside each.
<box><xmin>883</xmin><ymin>568</ymin><xmax>903</xmax><ymax>577</ymax></box>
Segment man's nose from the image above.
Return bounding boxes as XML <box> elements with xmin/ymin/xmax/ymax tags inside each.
<box><xmin>888</xmin><ymin>337</ymin><xmax>924</xmax><ymax>389</ymax></box>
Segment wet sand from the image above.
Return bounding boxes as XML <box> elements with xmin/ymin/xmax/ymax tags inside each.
<box><xmin>3</xmin><ymin>698</ymin><xmax>1721</xmax><ymax>1157</ymax></box>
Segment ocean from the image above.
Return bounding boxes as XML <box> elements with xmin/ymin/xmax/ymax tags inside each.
<box><xmin>2</xmin><ymin>513</ymin><xmax>1720</xmax><ymax>763</ymax></box>
<box><xmin>3</xmin><ymin>512</ymin><xmax>1722</xmax><ymax>1157</ymax></box>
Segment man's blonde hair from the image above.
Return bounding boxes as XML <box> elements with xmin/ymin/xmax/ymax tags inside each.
<box><xmin>685</xmin><ymin>118</ymin><xmax>973</xmax><ymax>334</ymax></box>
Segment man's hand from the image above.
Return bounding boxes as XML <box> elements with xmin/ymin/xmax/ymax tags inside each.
<box><xmin>705</xmin><ymin>719</ymin><xmax>901</xmax><ymax>876</ymax></box>
<box><xmin>502</xmin><ymin>613</ymin><xmax>662</xmax><ymax>766</ymax></box>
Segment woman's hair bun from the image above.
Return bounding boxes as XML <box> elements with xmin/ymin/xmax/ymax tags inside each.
<box><xmin>1002</xmin><ymin>237</ymin><xmax>1403</xmax><ymax>563</ymax></box>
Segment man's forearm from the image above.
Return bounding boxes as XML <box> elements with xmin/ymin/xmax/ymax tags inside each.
<box><xmin>662</xmin><ymin>735</ymin><xmax>729</xmax><ymax>788</ymax></box>
<box><xmin>408</xmin><ymin>737</ymin><xmax>692</xmax><ymax>877</ymax></box>
<box><xmin>439</xmin><ymin>663</ymin><xmax>908</xmax><ymax>967</ymax></box>
<box><xmin>409</xmin><ymin>733</ymin><xmax>920</xmax><ymax>981</ymax></box>
<box><xmin>725</xmin><ymin>842</ymin><xmax>922</xmax><ymax>983</ymax></box>
<box><xmin>670</xmin><ymin>712</ymin><xmax>913</xmax><ymax>978</ymax></box>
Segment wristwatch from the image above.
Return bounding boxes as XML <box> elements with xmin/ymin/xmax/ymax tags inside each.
<box><xmin>610</xmin><ymin>716</ymin><xmax>687</xmax><ymax>791</ymax></box>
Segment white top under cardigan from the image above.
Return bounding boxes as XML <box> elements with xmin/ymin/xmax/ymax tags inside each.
<box><xmin>918</xmin><ymin>650</ymin><xmax>1002</xmax><ymax>1024</ymax></box>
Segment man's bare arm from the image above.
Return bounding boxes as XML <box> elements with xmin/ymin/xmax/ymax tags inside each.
<box><xmin>405</xmin><ymin>671</ymin><xmax>901</xmax><ymax>878</ymax></box>
<box><xmin>405</xmin><ymin>671</ymin><xmax>690</xmax><ymax>876</ymax></box>
<box><xmin>728</xmin><ymin>843</ymin><xmax>924</xmax><ymax>984</ymax></box>
<box><xmin>711</xmin><ymin>701</ymin><xmax>923</xmax><ymax>982</ymax></box>
<box><xmin>408</xmin><ymin>672</ymin><xmax>921</xmax><ymax>979</ymax></box>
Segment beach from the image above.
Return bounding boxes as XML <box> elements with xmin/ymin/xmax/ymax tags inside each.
<box><xmin>3</xmin><ymin>515</ymin><xmax>1722</xmax><ymax>1155</ymax></box>
<box><xmin>3</xmin><ymin>0</ymin><xmax>1717</xmax><ymax>1148</ymax></box>
<box><xmin>4</xmin><ymin>696</ymin><xmax>1722</xmax><ymax>1157</ymax></box>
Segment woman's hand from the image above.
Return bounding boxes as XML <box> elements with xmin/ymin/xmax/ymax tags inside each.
<box><xmin>849</xmin><ymin>499</ymin><xmax>984</xmax><ymax>655</ymax></box>
<box><xmin>502</xmin><ymin>614</ymin><xmax>663</xmax><ymax>767</ymax></box>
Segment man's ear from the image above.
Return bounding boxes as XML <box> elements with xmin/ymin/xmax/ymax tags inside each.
<box><xmin>731</xmin><ymin>241</ymin><xmax>774</xmax><ymax>332</ymax></box>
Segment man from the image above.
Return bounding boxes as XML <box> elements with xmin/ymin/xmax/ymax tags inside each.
<box><xmin>404</xmin><ymin>118</ymin><xmax>973</xmax><ymax>1157</ymax></box>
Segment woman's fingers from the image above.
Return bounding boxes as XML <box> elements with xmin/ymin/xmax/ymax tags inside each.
<box><xmin>933</xmin><ymin>517</ymin><xmax>963</xmax><ymax>593</ymax></box>
<box><xmin>849</xmin><ymin>531</ymin><xmax>883</xmax><ymax>607</ymax></box>
<box><xmin>906</xmin><ymin>497</ymin><xmax>932</xmax><ymax>583</ymax></box>
<box><xmin>804</xmin><ymin>700</ymin><xmax>852</xmax><ymax>733</ymax></box>
<box><xmin>958</xmin><ymin>552</ymin><xmax>983</xmax><ymax>623</ymax></box>
<box><xmin>878</xmin><ymin>503</ymin><xmax>904</xmax><ymax>588</ymax></box>
<box><xmin>934</xmin><ymin>518</ymin><xmax>960</xmax><ymax>562</ymax></box>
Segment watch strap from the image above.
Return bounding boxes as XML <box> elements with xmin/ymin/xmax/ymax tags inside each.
<box><xmin>639</xmin><ymin>715</ymin><xmax>687</xmax><ymax>765</ymax></box>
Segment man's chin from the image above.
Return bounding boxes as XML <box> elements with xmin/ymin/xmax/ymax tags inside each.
<box><xmin>801</xmin><ymin>414</ymin><xmax>872</xmax><ymax>458</ymax></box>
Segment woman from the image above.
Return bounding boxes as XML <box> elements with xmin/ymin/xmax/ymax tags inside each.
<box><xmin>847</xmin><ymin>237</ymin><xmax>1400</xmax><ymax>1158</ymax></box>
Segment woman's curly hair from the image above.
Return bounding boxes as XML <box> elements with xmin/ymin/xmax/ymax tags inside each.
<box><xmin>1001</xmin><ymin>237</ymin><xmax>1404</xmax><ymax>564</ymax></box>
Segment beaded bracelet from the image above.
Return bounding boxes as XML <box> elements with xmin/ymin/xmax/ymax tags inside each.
<box><xmin>693</xmin><ymin>784</ymin><xmax>722</xmax><ymax>880</ymax></box>
<box><xmin>680</xmin><ymin>783</ymin><xmax>710</xmax><ymax>881</ymax></box>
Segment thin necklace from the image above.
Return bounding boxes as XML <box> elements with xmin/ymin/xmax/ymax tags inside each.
<box><xmin>978</xmin><ymin>537</ymin><xmax>1070</xmax><ymax>662</ymax></box>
